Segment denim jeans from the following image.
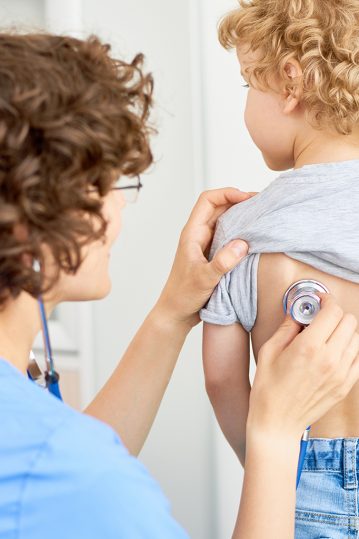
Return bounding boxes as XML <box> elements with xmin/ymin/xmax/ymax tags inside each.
<box><xmin>295</xmin><ymin>438</ymin><xmax>359</xmax><ymax>538</ymax></box>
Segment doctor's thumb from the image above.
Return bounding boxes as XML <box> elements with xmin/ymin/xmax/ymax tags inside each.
<box><xmin>209</xmin><ymin>240</ymin><xmax>248</xmax><ymax>280</ymax></box>
<box><xmin>260</xmin><ymin>314</ymin><xmax>302</xmax><ymax>360</ymax></box>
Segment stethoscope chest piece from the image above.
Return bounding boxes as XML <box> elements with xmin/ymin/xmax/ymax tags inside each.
<box><xmin>283</xmin><ymin>279</ymin><xmax>329</xmax><ymax>326</ymax></box>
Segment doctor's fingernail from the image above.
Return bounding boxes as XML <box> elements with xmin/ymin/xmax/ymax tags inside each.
<box><xmin>231</xmin><ymin>240</ymin><xmax>248</xmax><ymax>256</ymax></box>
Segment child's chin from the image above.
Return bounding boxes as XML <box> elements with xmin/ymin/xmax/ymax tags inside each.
<box><xmin>263</xmin><ymin>154</ymin><xmax>294</xmax><ymax>171</ymax></box>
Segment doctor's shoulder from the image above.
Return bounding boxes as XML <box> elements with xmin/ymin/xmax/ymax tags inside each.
<box><xmin>17</xmin><ymin>401</ymin><xmax>189</xmax><ymax>538</ymax></box>
<box><xmin>0</xmin><ymin>358</ymin><xmax>188</xmax><ymax>538</ymax></box>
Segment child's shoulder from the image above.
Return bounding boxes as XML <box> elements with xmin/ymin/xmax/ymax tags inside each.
<box><xmin>217</xmin><ymin>162</ymin><xmax>359</xmax><ymax>245</ymax></box>
<box><xmin>216</xmin><ymin>177</ymin><xmax>283</xmax><ymax>242</ymax></box>
<box><xmin>217</xmin><ymin>190</ymin><xmax>266</xmax><ymax>237</ymax></box>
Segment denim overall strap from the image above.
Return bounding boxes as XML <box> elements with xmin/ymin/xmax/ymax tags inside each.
<box><xmin>343</xmin><ymin>438</ymin><xmax>358</xmax><ymax>490</ymax></box>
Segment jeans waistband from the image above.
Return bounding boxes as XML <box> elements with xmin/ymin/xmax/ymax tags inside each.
<box><xmin>303</xmin><ymin>437</ymin><xmax>359</xmax><ymax>489</ymax></box>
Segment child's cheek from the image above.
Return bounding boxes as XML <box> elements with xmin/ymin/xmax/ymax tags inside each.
<box><xmin>244</xmin><ymin>90</ymin><xmax>267</xmax><ymax>148</ymax></box>
<box><xmin>244</xmin><ymin>90</ymin><xmax>256</xmax><ymax>137</ymax></box>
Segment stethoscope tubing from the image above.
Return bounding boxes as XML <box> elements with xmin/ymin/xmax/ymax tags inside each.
<box><xmin>296</xmin><ymin>426</ymin><xmax>311</xmax><ymax>488</ymax></box>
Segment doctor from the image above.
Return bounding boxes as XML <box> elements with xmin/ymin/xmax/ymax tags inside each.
<box><xmin>0</xmin><ymin>32</ymin><xmax>358</xmax><ymax>539</ymax></box>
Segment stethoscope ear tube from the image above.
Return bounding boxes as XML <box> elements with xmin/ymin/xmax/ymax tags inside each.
<box><xmin>283</xmin><ymin>280</ymin><xmax>329</xmax><ymax>489</ymax></box>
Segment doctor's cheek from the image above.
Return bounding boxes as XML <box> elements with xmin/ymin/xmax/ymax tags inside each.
<box><xmin>103</xmin><ymin>192</ymin><xmax>124</xmax><ymax>250</ymax></box>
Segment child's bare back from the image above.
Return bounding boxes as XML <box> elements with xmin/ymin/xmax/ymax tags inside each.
<box><xmin>254</xmin><ymin>252</ymin><xmax>359</xmax><ymax>439</ymax></box>
<box><xmin>202</xmin><ymin>247</ymin><xmax>359</xmax><ymax>468</ymax></box>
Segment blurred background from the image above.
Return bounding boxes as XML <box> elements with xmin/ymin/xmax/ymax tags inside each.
<box><xmin>0</xmin><ymin>1</ymin><xmax>278</xmax><ymax>537</ymax></box>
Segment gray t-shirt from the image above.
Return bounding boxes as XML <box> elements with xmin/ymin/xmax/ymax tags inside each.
<box><xmin>200</xmin><ymin>160</ymin><xmax>359</xmax><ymax>331</ymax></box>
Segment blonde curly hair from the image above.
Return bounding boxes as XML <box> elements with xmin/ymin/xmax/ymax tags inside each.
<box><xmin>219</xmin><ymin>0</ymin><xmax>359</xmax><ymax>135</ymax></box>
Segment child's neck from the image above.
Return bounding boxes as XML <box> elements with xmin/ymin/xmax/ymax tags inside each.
<box><xmin>294</xmin><ymin>128</ymin><xmax>359</xmax><ymax>169</ymax></box>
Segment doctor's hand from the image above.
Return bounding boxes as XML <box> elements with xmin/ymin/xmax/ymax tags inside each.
<box><xmin>155</xmin><ymin>188</ymin><xmax>255</xmax><ymax>330</ymax></box>
<box><xmin>247</xmin><ymin>293</ymin><xmax>359</xmax><ymax>440</ymax></box>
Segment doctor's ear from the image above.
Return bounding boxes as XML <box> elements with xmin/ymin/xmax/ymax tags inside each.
<box><xmin>281</xmin><ymin>58</ymin><xmax>303</xmax><ymax>114</ymax></box>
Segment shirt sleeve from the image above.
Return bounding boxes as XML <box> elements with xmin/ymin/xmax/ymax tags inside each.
<box><xmin>200</xmin><ymin>219</ymin><xmax>239</xmax><ymax>326</ymax></box>
<box><xmin>199</xmin><ymin>220</ymin><xmax>260</xmax><ymax>331</ymax></box>
<box><xmin>200</xmin><ymin>270</ymin><xmax>239</xmax><ymax>325</ymax></box>
<box><xmin>19</xmin><ymin>414</ymin><xmax>189</xmax><ymax>539</ymax></box>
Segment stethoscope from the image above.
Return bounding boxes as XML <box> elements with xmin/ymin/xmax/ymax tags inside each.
<box><xmin>27</xmin><ymin>295</ymin><xmax>62</xmax><ymax>402</ymax></box>
<box><xmin>282</xmin><ymin>279</ymin><xmax>329</xmax><ymax>489</ymax></box>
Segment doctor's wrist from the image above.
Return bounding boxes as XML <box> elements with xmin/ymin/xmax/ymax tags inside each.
<box><xmin>246</xmin><ymin>415</ymin><xmax>304</xmax><ymax>448</ymax></box>
<box><xmin>149</xmin><ymin>302</ymin><xmax>194</xmax><ymax>338</ymax></box>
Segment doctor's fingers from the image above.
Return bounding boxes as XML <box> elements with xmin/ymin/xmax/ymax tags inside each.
<box><xmin>330</xmin><ymin>333</ymin><xmax>359</xmax><ymax>399</ymax></box>
<box><xmin>325</xmin><ymin>312</ymin><xmax>358</xmax><ymax>358</ymax></box>
<box><xmin>343</xmin><ymin>332</ymin><xmax>359</xmax><ymax>371</ymax></box>
<box><xmin>207</xmin><ymin>240</ymin><xmax>249</xmax><ymax>282</ymax></box>
<box><xmin>297</xmin><ymin>294</ymin><xmax>345</xmax><ymax>346</ymax></box>
<box><xmin>184</xmin><ymin>188</ymin><xmax>253</xmax><ymax>233</ymax></box>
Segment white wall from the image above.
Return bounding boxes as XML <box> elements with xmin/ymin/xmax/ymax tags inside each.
<box><xmin>81</xmin><ymin>2</ymin><xmax>215</xmax><ymax>538</ymax></box>
<box><xmin>0</xmin><ymin>0</ymin><xmax>44</xmax><ymax>29</ymax></box>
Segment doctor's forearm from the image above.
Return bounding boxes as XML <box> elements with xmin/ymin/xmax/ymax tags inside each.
<box><xmin>85</xmin><ymin>305</ymin><xmax>191</xmax><ymax>456</ymax></box>
<box><xmin>233</xmin><ymin>426</ymin><xmax>300</xmax><ymax>539</ymax></box>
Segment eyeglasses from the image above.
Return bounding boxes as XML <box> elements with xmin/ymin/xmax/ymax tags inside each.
<box><xmin>111</xmin><ymin>175</ymin><xmax>143</xmax><ymax>203</ymax></box>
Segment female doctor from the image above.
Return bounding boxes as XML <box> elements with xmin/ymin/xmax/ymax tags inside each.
<box><xmin>0</xmin><ymin>32</ymin><xmax>358</xmax><ymax>539</ymax></box>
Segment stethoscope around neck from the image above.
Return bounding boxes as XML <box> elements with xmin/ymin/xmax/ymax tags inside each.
<box><xmin>282</xmin><ymin>279</ymin><xmax>330</xmax><ymax>489</ymax></box>
<box><xmin>27</xmin><ymin>295</ymin><xmax>62</xmax><ymax>402</ymax></box>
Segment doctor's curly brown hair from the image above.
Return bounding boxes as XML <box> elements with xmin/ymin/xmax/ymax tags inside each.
<box><xmin>0</xmin><ymin>33</ymin><xmax>154</xmax><ymax>306</ymax></box>
<box><xmin>219</xmin><ymin>0</ymin><xmax>359</xmax><ymax>136</ymax></box>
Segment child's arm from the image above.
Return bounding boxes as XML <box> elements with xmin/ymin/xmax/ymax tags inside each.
<box><xmin>203</xmin><ymin>321</ymin><xmax>250</xmax><ymax>467</ymax></box>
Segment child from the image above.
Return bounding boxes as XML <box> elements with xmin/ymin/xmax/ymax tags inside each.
<box><xmin>200</xmin><ymin>0</ymin><xmax>359</xmax><ymax>536</ymax></box>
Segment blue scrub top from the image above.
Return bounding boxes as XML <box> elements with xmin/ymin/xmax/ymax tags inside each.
<box><xmin>0</xmin><ymin>358</ymin><xmax>188</xmax><ymax>538</ymax></box>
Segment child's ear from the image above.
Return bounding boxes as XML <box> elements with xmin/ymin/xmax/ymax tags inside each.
<box><xmin>281</xmin><ymin>59</ymin><xmax>303</xmax><ymax>114</ymax></box>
